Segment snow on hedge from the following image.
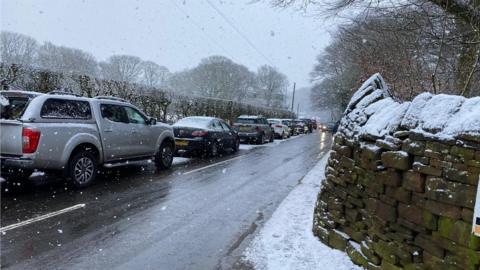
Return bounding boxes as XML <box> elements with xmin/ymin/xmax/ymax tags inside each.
<box><xmin>339</xmin><ymin>73</ymin><xmax>480</xmax><ymax>142</ymax></box>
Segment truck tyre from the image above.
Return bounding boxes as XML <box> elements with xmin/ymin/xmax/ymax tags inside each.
<box><xmin>67</xmin><ymin>150</ymin><xmax>98</xmax><ymax>188</ymax></box>
<box><xmin>156</xmin><ymin>140</ymin><xmax>174</xmax><ymax>170</ymax></box>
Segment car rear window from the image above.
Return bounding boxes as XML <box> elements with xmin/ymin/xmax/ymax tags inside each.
<box><xmin>173</xmin><ymin>117</ymin><xmax>212</xmax><ymax>129</ymax></box>
<box><xmin>0</xmin><ymin>95</ymin><xmax>30</xmax><ymax>120</ymax></box>
<box><xmin>41</xmin><ymin>98</ymin><xmax>92</xmax><ymax>119</ymax></box>
<box><xmin>236</xmin><ymin>118</ymin><xmax>259</xmax><ymax>124</ymax></box>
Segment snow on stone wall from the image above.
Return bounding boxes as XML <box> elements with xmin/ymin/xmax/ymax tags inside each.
<box><xmin>314</xmin><ymin>74</ymin><xmax>480</xmax><ymax>269</ymax></box>
<box><xmin>338</xmin><ymin>73</ymin><xmax>480</xmax><ymax>144</ymax></box>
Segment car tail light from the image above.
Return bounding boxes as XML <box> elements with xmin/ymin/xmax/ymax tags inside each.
<box><xmin>275</xmin><ymin>125</ymin><xmax>282</xmax><ymax>128</ymax></box>
<box><xmin>22</xmin><ymin>128</ymin><xmax>41</xmax><ymax>153</ymax></box>
<box><xmin>192</xmin><ymin>130</ymin><xmax>208</xmax><ymax>137</ymax></box>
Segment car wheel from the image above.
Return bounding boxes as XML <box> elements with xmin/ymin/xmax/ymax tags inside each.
<box><xmin>281</xmin><ymin>132</ymin><xmax>286</xmax><ymax>140</ymax></box>
<box><xmin>209</xmin><ymin>141</ymin><xmax>219</xmax><ymax>157</ymax></box>
<box><xmin>269</xmin><ymin>133</ymin><xmax>274</xmax><ymax>142</ymax></box>
<box><xmin>232</xmin><ymin>138</ymin><xmax>240</xmax><ymax>152</ymax></box>
<box><xmin>67</xmin><ymin>150</ymin><xmax>98</xmax><ymax>188</ymax></box>
<box><xmin>156</xmin><ymin>140</ymin><xmax>174</xmax><ymax>170</ymax></box>
<box><xmin>257</xmin><ymin>133</ymin><xmax>264</xmax><ymax>145</ymax></box>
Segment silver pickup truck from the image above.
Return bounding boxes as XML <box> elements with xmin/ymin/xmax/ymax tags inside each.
<box><xmin>0</xmin><ymin>90</ymin><xmax>175</xmax><ymax>188</ymax></box>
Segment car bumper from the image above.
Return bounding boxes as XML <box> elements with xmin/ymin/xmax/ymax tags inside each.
<box><xmin>1</xmin><ymin>156</ymin><xmax>35</xmax><ymax>169</ymax></box>
<box><xmin>238</xmin><ymin>132</ymin><xmax>259</xmax><ymax>141</ymax></box>
<box><xmin>174</xmin><ymin>138</ymin><xmax>207</xmax><ymax>152</ymax></box>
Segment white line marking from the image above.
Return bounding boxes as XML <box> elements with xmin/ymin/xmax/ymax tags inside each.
<box><xmin>182</xmin><ymin>155</ymin><xmax>244</xmax><ymax>175</ymax></box>
<box><xmin>0</xmin><ymin>203</ymin><xmax>86</xmax><ymax>233</ymax></box>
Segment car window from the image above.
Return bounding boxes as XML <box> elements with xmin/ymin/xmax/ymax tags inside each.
<box><xmin>41</xmin><ymin>98</ymin><xmax>92</xmax><ymax>119</ymax></box>
<box><xmin>100</xmin><ymin>104</ymin><xmax>129</xmax><ymax>123</ymax></box>
<box><xmin>125</xmin><ymin>106</ymin><xmax>147</xmax><ymax>125</ymax></box>
<box><xmin>236</xmin><ymin>118</ymin><xmax>258</xmax><ymax>124</ymax></box>
<box><xmin>220</xmin><ymin>121</ymin><xmax>231</xmax><ymax>131</ymax></box>
<box><xmin>212</xmin><ymin>120</ymin><xmax>224</xmax><ymax>131</ymax></box>
<box><xmin>0</xmin><ymin>95</ymin><xmax>30</xmax><ymax>120</ymax></box>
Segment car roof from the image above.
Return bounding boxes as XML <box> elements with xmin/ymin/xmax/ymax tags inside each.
<box><xmin>1</xmin><ymin>90</ymin><xmax>133</xmax><ymax>106</ymax></box>
<box><xmin>182</xmin><ymin>116</ymin><xmax>217</xmax><ymax>121</ymax></box>
<box><xmin>238</xmin><ymin>115</ymin><xmax>263</xmax><ymax>119</ymax></box>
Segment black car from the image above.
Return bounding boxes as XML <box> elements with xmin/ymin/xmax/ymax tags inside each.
<box><xmin>291</xmin><ymin>120</ymin><xmax>308</xmax><ymax>134</ymax></box>
<box><xmin>300</xmin><ymin>118</ymin><xmax>313</xmax><ymax>133</ymax></box>
<box><xmin>173</xmin><ymin>116</ymin><xmax>240</xmax><ymax>156</ymax></box>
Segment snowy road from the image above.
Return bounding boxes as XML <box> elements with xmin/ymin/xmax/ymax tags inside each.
<box><xmin>1</xmin><ymin>131</ymin><xmax>332</xmax><ymax>270</ymax></box>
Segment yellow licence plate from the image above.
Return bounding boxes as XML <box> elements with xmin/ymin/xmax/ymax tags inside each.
<box><xmin>239</xmin><ymin>126</ymin><xmax>250</xmax><ymax>132</ymax></box>
<box><xmin>175</xmin><ymin>140</ymin><xmax>189</xmax><ymax>146</ymax></box>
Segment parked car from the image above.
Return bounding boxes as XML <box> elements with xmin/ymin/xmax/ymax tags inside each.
<box><xmin>317</xmin><ymin>122</ymin><xmax>328</xmax><ymax>132</ymax></box>
<box><xmin>300</xmin><ymin>118</ymin><xmax>313</xmax><ymax>133</ymax></box>
<box><xmin>281</xmin><ymin>119</ymin><xmax>297</xmax><ymax>135</ymax></box>
<box><xmin>291</xmin><ymin>119</ymin><xmax>308</xmax><ymax>134</ymax></box>
<box><xmin>172</xmin><ymin>116</ymin><xmax>239</xmax><ymax>156</ymax></box>
<box><xmin>326</xmin><ymin>121</ymin><xmax>339</xmax><ymax>132</ymax></box>
<box><xmin>233</xmin><ymin>115</ymin><xmax>274</xmax><ymax>144</ymax></box>
<box><xmin>0</xmin><ymin>90</ymin><xmax>175</xmax><ymax>188</ymax></box>
<box><xmin>311</xmin><ymin>119</ymin><xmax>318</xmax><ymax>130</ymax></box>
<box><xmin>267</xmin><ymin>118</ymin><xmax>290</xmax><ymax>139</ymax></box>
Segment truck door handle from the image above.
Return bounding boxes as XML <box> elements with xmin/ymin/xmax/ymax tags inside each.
<box><xmin>104</xmin><ymin>128</ymin><xmax>113</xmax><ymax>132</ymax></box>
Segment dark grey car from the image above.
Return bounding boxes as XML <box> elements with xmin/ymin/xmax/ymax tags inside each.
<box><xmin>233</xmin><ymin>115</ymin><xmax>274</xmax><ymax>144</ymax></box>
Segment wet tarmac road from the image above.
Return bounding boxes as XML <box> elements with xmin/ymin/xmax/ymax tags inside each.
<box><xmin>1</xmin><ymin>131</ymin><xmax>332</xmax><ymax>270</ymax></box>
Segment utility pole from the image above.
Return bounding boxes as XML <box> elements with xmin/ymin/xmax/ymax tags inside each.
<box><xmin>297</xmin><ymin>103</ymin><xmax>300</xmax><ymax>116</ymax></box>
<box><xmin>291</xmin><ymin>82</ymin><xmax>296</xmax><ymax>112</ymax></box>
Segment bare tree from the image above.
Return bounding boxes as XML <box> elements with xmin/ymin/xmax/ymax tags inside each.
<box><xmin>1</xmin><ymin>31</ymin><xmax>38</xmax><ymax>66</ymax></box>
<box><xmin>100</xmin><ymin>55</ymin><xmax>143</xmax><ymax>83</ymax></box>
<box><xmin>140</xmin><ymin>61</ymin><xmax>170</xmax><ymax>88</ymax></box>
<box><xmin>37</xmin><ymin>42</ymin><xmax>98</xmax><ymax>76</ymax></box>
<box><xmin>256</xmin><ymin>65</ymin><xmax>289</xmax><ymax>108</ymax></box>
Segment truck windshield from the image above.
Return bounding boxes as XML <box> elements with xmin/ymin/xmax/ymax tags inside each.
<box><xmin>0</xmin><ymin>95</ymin><xmax>30</xmax><ymax>120</ymax></box>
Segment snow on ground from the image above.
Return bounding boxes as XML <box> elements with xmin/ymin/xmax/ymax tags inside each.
<box><xmin>172</xmin><ymin>157</ymin><xmax>191</xmax><ymax>166</ymax></box>
<box><xmin>243</xmin><ymin>152</ymin><xmax>361</xmax><ymax>270</ymax></box>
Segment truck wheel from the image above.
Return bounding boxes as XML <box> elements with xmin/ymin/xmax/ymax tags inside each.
<box><xmin>156</xmin><ymin>141</ymin><xmax>174</xmax><ymax>170</ymax></box>
<box><xmin>67</xmin><ymin>150</ymin><xmax>98</xmax><ymax>188</ymax></box>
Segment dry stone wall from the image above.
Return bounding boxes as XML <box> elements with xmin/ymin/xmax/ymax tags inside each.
<box><xmin>313</xmin><ymin>74</ymin><xmax>480</xmax><ymax>270</ymax></box>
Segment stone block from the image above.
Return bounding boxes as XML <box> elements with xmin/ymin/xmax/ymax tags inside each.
<box><xmin>438</xmin><ymin>216</ymin><xmax>480</xmax><ymax>250</ymax></box>
<box><xmin>423</xmin><ymin>251</ymin><xmax>461</xmax><ymax>270</ymax></box>
<box><xmin>425</xmin><ymin>177</ymin><xmax>476</xmax><ymax>208</ymax></box>
<box><xmin>382</xmin><ymin>151</ymin><xmax>411</xmax><ymax>170</ymax></box>
<box><xmin>403</xmin><ymin>170</ymin><xmax>426</xmax><ymax>193</ymax></box>
<box><xmin>462</xmin><ymin>208</ymin><xmax>474</xmax><ymax>223</ymax></box>
<box><xmin>413</xmin><ymin>163</ymin><xmax>442</xmax><ymax>176</ymax></box>
<box><xmin>375</xmin><ymin>201</ymin><xmax>397</xmax><ymax>222</ymax></box>
<box><xmin>402</xmin><ymin>139</ymin><xmax>425</xmax><ymax>156</ymax></box>
<box><xmin>444</xmin><ymin>167</ymin><xmax>471</xmax><ymax>184</ymax></box>
<box><xmin>451</xmin><ymin>145</ymin><xmax>475</xmax><ymax>161</ymax></box>
<box><xmin>328</xmin><ymin>229</ymin><xmax>349</xmax><ymax>251</ymax></box>
<box><xmin>414</xmin><ymin>234</ymin><xmax>444</xmax><ymax>258</ymax></box>
<box><xmin>385</xmin><ymin>187</ymin><xmax>411</xmax><ymax>204</ymax></box>
<box><xmin>398</xmin><ymin>203</ymin><xmax>437</xmax><ymax>230</ymax></box>
<box><xmin>377</xmin><ymin>169</ymin><xmax>402</xmax><ymax>187</ymax></box>
<box><xmin>346</xmin><ymin>241</ymin><xmax>369</xmax><ymax>267</ymax></box>
<box><xmin>423</xmin><ymin>200</ymin><xmax>461</xmax><ymax>219</ymax></box>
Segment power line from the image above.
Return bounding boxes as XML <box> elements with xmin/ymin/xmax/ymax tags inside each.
<box><xmin>204</xmin><ymin>0</ymin><xmax>276</xmax><ymax>67</ymax></box>
<box><xmin>169</xmin><ymin>0</ymin><xmax>238</xmax><ymax>62</ymax></box>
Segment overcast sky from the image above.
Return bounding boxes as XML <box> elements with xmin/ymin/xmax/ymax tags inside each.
<box><xmin>1</xmin><ymin>0</ymin><xmax>335</xmax><ymax>88</ymax></box>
